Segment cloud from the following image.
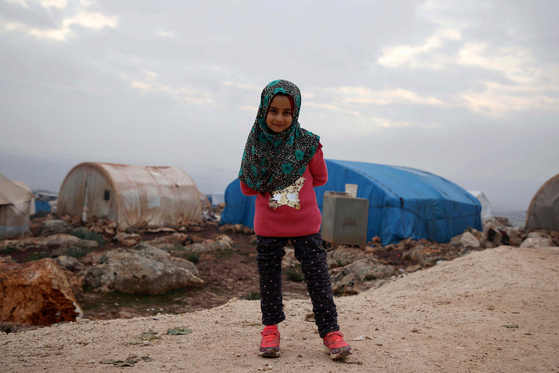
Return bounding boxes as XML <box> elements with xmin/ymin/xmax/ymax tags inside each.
<box><xmin>126</xmin><ymin>70</ymin><xmax>216</xmax><ymax>106</ymax></box>
<box><xmin>459</xmin><ymin>82</ymin><xmax>559</xmax><ymax>115</ymax></box>
<box><xmin>305</xmin><ymin>102</ymin><xmax>342</xmax><ymax>111</ymax></box>
<box><xmin>5</xmin><ymin>0</ymin><xmax>30</xmax><ymax>7</ymax></box>
<box><xmin>457</xmin><ymin>43</ymin><xmax>536</xmax><ymax>84</ymax></box>
<box><xmin>5</xmin><ymin>0</ymin><xmax>67</xmax><ymax>8</ymax></box>
<box><xmin>377</xmin><ymin>28</ymin><xmax>462</xmax><ymax>69</ymax></box>
<box><xmin>155</xmin><ymin>30</ymin><xmax>175</xmax><ymax>38</ymax></box>
<box><xmin>223</xmin><ymin>81</ymin><xmax>261</xmax><ymax>93</ymax></box>
<box><xmin>0</xmin><ymin>0</ymin><xmax>117</xmax><ymax>41</ymax></box>
<box><xmin>325</xmin><ymin>86</ymin><xmax>444</xmax><ymax>106</ymax></box>
<box><xmin>374</xmin><ymin>0</ymin><xmax>559</xmax><ymax>117</ymax></box>
<box><xmin>37</xmin><ymin>0</ymin><xmax>67</xmax><ymax>8</ymax></box>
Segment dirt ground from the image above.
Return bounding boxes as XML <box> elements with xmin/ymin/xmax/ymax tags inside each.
<box><xmin>2</xmin><ymin>245</ymin><xmax>558</xmax><ymax>372</ymax></box>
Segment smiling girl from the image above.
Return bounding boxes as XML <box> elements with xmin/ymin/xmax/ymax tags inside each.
<box><xmin>239</xmin><ymin>79</ymin><xmax>352</xmax><ymax>360</ymax></box>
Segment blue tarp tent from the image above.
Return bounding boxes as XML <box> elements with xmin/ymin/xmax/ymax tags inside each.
<box><xmin>35</xmin><ymin>200</ymin><xmax>51</xmax><ymax>213</ymax></box>
<box><xmin>220</xmin><ymin>160</ymin><xmax>481</xmax><ymax>245</ymax></box>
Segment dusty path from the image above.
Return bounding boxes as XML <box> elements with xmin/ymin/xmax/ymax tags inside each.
<box><xmin>2</xmin><ymin>245</ymin><xmax>558</xmax><ymax>372</ymax></box>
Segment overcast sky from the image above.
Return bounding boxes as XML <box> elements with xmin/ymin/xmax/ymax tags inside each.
<box><xmin>1</xmin><ymin>0</ymin><xmax>558</xmax><ymax>211</ymax></box>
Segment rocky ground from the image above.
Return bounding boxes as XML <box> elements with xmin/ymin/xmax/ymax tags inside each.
<box><xmin>1</xmin><ymin>215</ymin><xmax>557</xmax><ymax>327</ymax></box>
<box><xmin>1</xmin><ymin>227</ymin><xmax>311</xmax><ymax>323</ymax></box>
<box><xmin>1</xmin><ymin>245</ymin><xmax>558</xmax><ymax>372</ymax></box>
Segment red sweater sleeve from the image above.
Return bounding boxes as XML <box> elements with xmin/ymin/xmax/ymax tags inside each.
<box><xmin>240</xmin><ymin>180</ymin><xmax>258</xmax><ymax>196</ymax></box>
<box><xmin>310</xmin><ymin>148</ymin><xmax>328</xmax><ymax>187</ymax></box>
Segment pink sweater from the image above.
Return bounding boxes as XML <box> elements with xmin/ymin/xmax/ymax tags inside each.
<box><xmin>240</xmin><ymin>148</ymin><xmax>328</xmax><ymax>237</ymax></box>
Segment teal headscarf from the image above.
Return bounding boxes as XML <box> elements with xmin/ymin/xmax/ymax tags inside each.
<box><xmin>239</xmin><ymin>80</ymin><xmax>320</xmax><ymax>194</ymax></box>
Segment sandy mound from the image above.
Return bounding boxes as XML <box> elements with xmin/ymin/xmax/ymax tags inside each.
<box><xmin>2</xmin><ymin>245</ymin><xmax>558</xmax><ymax>372</ymax></box>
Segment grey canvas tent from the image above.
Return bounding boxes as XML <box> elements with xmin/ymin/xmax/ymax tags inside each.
<box><xmin>525</xmin><ymin>174</ymin><xmax>559</xmax><ymax>232</ymax></box>
<box><xmin>0</xmin><ymin>172</ymin><xmax>34</xmax><ymax>239</ymax></box>
<box><xmin>58</xmin><ymin>163</ymin><xmax>203</xmax><ymax>228</ymax></box>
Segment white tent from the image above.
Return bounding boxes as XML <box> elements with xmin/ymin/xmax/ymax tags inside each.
<box><xmin>58</xmin><ymin>163</ymin><xmax>203</xmax><ymax>228</ymax></box>
<box><xmin>468</xmin><ymin>190</ymin><xmax>493</xmax><ymax>223</ymax></box>
<box><xmin>12</xmin><ymin>180</ymin><xmax>36</xmax><ymax>215</ymax></box>
<box><xmin>0</xmin><ymin>172</ymin><xmax>34</xmax><ymax>239</ymax></box>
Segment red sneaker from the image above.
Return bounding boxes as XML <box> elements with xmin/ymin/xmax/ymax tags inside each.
<box><xmin>323</xmin><ymin>331</ymin><xmax>352</xmax><ymax>360</ymax></box>
<box><xmin>259</xmin><ymin>325</ymin><xmax>280</xmax><ymax>358</ymax></box>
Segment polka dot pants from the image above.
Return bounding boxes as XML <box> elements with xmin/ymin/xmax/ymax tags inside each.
<box><xmin>256</xmin><ymin>233</ymin><xmax>339</xmax><ymax>338</ymax></box>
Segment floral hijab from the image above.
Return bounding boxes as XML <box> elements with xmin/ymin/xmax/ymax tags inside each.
<box><xmin>239</xmin><ymin>79</ymin><xmax>320</xmax><ymax>194</ymax></box>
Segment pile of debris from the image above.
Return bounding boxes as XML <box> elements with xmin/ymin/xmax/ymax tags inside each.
<box><xmin>323</xmin><ymin>223</ymin><xmax>558</xmax><ymax>296</ymax></box>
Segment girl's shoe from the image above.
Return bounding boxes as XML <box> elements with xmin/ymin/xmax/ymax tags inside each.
<box><xmin>323</xmin><ymin>331</ymin><xmax>352</xmax><ymax>360</ymax></box>
<box><xmin>259</xmin><ymin>325</ymin><xmax>280</xmax><ymax>358</ymax></box>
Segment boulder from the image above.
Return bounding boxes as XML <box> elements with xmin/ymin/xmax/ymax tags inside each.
<box><xmin>39</xmin><ymin>219</ymin><xmax>73</xmax><ymax>236</ymax></box>
<box><xmin>39</xmin><ymin>234</ymin><xmax>98</xmax><ymax>249</ymax></box>
<box><xmin>182</xmin><ymin>239</ymin><xmax>233</xmax><ymax>254</ymax></box>
<box><xmin>82</xmin><ymin>243</ymin><xmax>203</xmax><ymax>295</ymax></box>
<box><xmin>54</xmin><ymin>255</ymin><xmax>85</xmax><ymax>272</ymax></box>
<box><xmin>217</xmin><ymin>223</ymin><xmax>254</xmax><ymax>235</ymax></box>
<box><xmin>327</xmin><ymin>246</ymin><xmax>370</xmax><ymax>268</ymax></box>
<box><xmin>506</xmin><ymin>227</ymin><xmax>525</xmax><ymax>247</ymax></box>
<box><xmin>460</xmin><ymin>232</ymin><xmax>481</xmax><ymax>249</ymax></box>
<box><xmin>210</xmin><ymin>233</ymin><xmax>234</xmax><ymax>245</ymax></box>
<box><xmin>0</xmin><ymin>259</ymin><xmax>83</xmax><ymax>326</ymax></box>
<box><xmin>330</xmin><ymin>259</ymin><xmax>396</xmax><ymax>293</ymax></box>
<box><xmin>145</xmin><ymin>233</ymin><xmax>190</xmax><ymax>250</ymax></box>
<box><xmin>1</xmin><ymin>234</ymin><xmax>97</xmax><ymax>253</ymax></box>
<box><xmin>520</xmin><ymin>232</ymin><xmax>554</xmax><ymax>248</ymax></box>
<box><xmin>78</xmin><ymin>250</ymin><xmax>104</xmax><ymax>265</ymax></box>
<box><xmin>218</xmin><ymin>223</ymin><xmax>234</xmax><ymax>233</ymax></box>
<box><xmin>401</xmin><ymin>244</ymin><xmax>447</xmax><ymax>266</ymax></box>
<box><xmin>113</xmin><ymin>232</ymin><xmax>142</xmax><ymax>247</ymax></box>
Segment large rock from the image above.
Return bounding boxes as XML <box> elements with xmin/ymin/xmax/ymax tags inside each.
<box><xmin>330</xmin><ymin>259</ymin><xmax>396</xmax><ymax>293</ymax></box>
<box><xmin>520</xmin><ymin>232</ymin><xmax>554</xmax><ymax>248</ymax></box>
<box><xmin>0</xmin><ymin>234</ymin><xmax>98</xmax><ymax>253</ymax></box>
<box><xmin>327</xmin><ymin>246</ymin><xmax>370</xmax><ymax>268</ymax></box>
<box><xmin>401</xmin><ymin>244</ymin><xmax>450</xmax><ymax>266</ymax></box>
<box><xmin>460</xmin><ymin>232</ymin><xmax>481</xmax><ymax>249</ymax></box>
<box><xmin>39</xmin><ymin>219</ymin><xmax>73</xmax><ymax>236</ymax></box>
<box><xmin>54</xmin><ymin>255</ymin><xmax>85</xmax><ymax>272</ymax></box>
<box><xmin>0</xmin><ymin>259</ymin><xmax>83</xmax><ymax>326</ymax></box>
<box><xmin>113</xmin><ymin>232</ymin><xmax>142</xmax><ymax>247</ymax></box>
<box><xmin>182</xmin><ymin>239</ymin><xmax>233</xmax><ymax>254</ymax></box>
<box><xmin>82</xmin><ymin>243</ymin><xmax>203</xmax><ymax>295</ymax></box>
<box><xmin>145</xmin><ymin>233</ymin><xmax>190</xmax><ymax>250</ymax></box>
<box><xmin>217</xmin><ymin>223</ymin><xmax>254</xmax><ymax>235</ymax></box>
<box><xmin>39</xmin><ymin>234</ymin><xmax>98</xmax><ymax>249</ymax></box>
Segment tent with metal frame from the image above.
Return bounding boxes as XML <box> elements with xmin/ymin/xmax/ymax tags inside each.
<box><xmin>58</xmin><ymin>162</ymin><xmax>203</xmax><ymax>228</ymax></box>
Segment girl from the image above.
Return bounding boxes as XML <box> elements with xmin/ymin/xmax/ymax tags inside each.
<box><xmin>239</xmin><ymin>79</ymin><xmax>352</xmax><ymax>360</ymax></box>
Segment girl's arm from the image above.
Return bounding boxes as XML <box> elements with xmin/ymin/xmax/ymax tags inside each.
<box><xmin>240</xmin><ymin>180</ymin><xmax>259</xmax><ymax>196</ymax></box>
<box><xmin>309</xmin><ymin>147</ymin><xmax>328</xmax><ymax>187</ymax></box>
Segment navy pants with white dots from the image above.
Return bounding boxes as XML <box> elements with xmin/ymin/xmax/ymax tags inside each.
<box><xmin>256</xmin><ymin>233</ymin><xmax>339</xmax><ymax>338</ymax></box>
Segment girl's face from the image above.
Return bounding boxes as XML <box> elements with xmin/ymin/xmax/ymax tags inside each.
<box><xmin>266</xmin><ymin>95</ymin><xmax>293</xmax><ymax>134</ymax></box>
